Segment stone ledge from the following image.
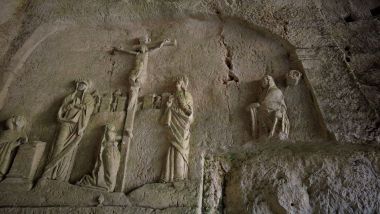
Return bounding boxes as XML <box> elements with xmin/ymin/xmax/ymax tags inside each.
<box><xmin>0</xmin><ymin>206</ymin><xmax>197</xmax><ymax>214</ymax></box>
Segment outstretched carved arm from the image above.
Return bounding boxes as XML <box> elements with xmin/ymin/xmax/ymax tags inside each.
<box><xmin>147</xmin><ymin>39</ymin><xmax>176</xmax><ymax>52</ymax></box>
<box><xmin>109</xmin><ymin>47</ymin><xmax>139</xmax><ymax>55</ymax></box>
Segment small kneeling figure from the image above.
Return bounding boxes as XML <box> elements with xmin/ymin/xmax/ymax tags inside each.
<box><xmin>77</xmin><ymin>124</ymin><xmax>121</xmax><ymax>192</ymax></box>
<box><xmin>248</xmin><ymin>75</ymin><xmax>290</xmax><ymax>140</ymax></box>
<box><xmin>0</xmin><ymin>116</ymin><xmax>28</xmax><ymax>181</ymax></box>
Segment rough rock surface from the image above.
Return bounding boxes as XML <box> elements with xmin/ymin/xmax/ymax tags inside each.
<box><xmin>229</xmin><ymin>145</ymin><xmax>380</xmax><ymax>213</ymax></box>
<box><xmin>127</xmin><ymin>181</ymin><xmax>198</xmax><ymax>209</ymax></box>
<box><xmin>203</xmin><ymin>143</ymin><xmax>380</xmax><ymax>213</ymax></box>
<box><xmin>0</xmin><ymin>0</ymin><xmax>379</xmax><ymax>213</ymax></box>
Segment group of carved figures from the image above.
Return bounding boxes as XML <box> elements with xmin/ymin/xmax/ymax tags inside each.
<box><xmin>0</xmin><ymin>34</ymin><xmax>302</xmax><ymax>193</ymax></box>
<box><xmin>92</xmin><ymin>89</ymin><xmax>127</xmax><ymax>114</ymax></box>
<box><xmin>38</xmin><ymin>76</ymin><xmax>193</xmax><ymax>192</ymax></box>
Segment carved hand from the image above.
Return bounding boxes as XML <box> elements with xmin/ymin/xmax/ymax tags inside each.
<box><xmin>107</xmin><ymin>46</ymin><xmax>116</xmax><ymax>55</ymax></box>
<box><xmin>167</xmin><ymin>96</ymin><xmax>174</xmax><ymax>107</ymax></box>
<box><xmin>160</xmin><ymin>39</ymin><xmax>171</xmax><ymax>47</ymax></box>
<box><xmin>77</xmin><ymin>129</ymin><xmax>84</xmax><ymax>136</ymax></box>
<box><xmin>124</xmin><ymin>130</ymin><xmax>133</xmax><ymax>139</ymax></box>
<box><xmin>250</xmin><ymin>103</ymin><xmax>260</xmax><ymax>109</ymax></box>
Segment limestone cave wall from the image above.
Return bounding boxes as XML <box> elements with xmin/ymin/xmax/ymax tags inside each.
<box><xmin>0</xmin><ymin>0</ymin><xmax>379</xmax><ymax>213</ymax></box>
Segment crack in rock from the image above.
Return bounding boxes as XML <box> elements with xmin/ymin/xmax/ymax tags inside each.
<box><xmin>215</xmin><ymin>9</ymin><xmax>239</xmax><ymax>85</ymax></box>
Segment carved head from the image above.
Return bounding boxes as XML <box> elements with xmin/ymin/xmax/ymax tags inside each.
<box><xmin>6</xmin><ymin>115</ymin><xmax>27</xmax><ymax>131</ymax></box>
<box><xmin>175</xmin><ymin>76</ymin><xmax>189</xmax><ymax>91</ymax></box>
<box><xmin>75</xmin><ymin>79</ymin><xmax>91</xmax><ymax>92</ymax></box>
<box><xmin>105</xmin><ymin>124</ymin><xmax>117</xmax><ymax>141</ymax></box>
<box><xmin>286</xmin><ymin>70</ymin><xmax>302</xmax><ymax>86</ymax></box>
<box><xmin>139</xmin><ymin>35</ymin><xmax>151</xmax><ymax>44</ymax></box>
<box><xmin>261</xmin><ymin>75</ymin><xmax>275</xmax><ymax>88</ymax></box>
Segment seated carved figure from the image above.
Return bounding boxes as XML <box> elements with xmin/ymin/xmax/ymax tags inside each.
<box><xmin>248</xmin><ymin>75</ymin><xmax>290</xmax><ymax>140</ymax></box>
<box><xmin>0</xmin><ymin>116</ymin><xmax>28</xmax><ymax>181</ymax></box>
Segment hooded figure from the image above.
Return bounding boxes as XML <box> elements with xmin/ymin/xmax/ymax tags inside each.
<box><xmin>43</xmin><ymin>79</ymin><xmax>94</xmax><ymax>182</ymax></box>
<box><xmin>77</xmin><ymin>124</ymin><xmax>121</xmax><ymax>192</ymax></box>
<box><xmin>161</xmin><ymin>76</ymin><xmax>194</xmax><ymax>182</ymax></box>
<box><xmin>0</xmin><ymin>116</ymin><xmax>28</xmax><ymax>181</ymax></box>
<box><xmin>248</xmin><ymin>75</ymin><xmax>290</xmax><ymax>140</ymax></box>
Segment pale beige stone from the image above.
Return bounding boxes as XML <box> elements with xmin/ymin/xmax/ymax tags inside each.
<box><xmin>112</xmin><ymin>36</ymin><xmax>177</xmax><ymax>192</ymax></box>
<box><xmin>161</xmin><ymin>76</ymin><xmax>194</xmax><ymax>182</ymax></box>
<box><xmin>248</xmin><ymin>76</ymin><xmax>290</xmax><ymax>140</ymax></box>
<box><xmin>286</xmin><ymin>70</ymin><xmax>302</xmax><ymax>87</ymax></box>
<box><xmin>77</xmin><ymin>124</ymin><xmax>121</xmax><ymax>192</ymax></box>
<box><xmin>43</xmin><ymin>79</ymin><xmax>95</xmax><ymax>182</ymax></box>
<box><xmin>0</xmin><ymin>116</ymin><xmax>28</xmax><ymax>181</ymax></box>
<box><xmin>0</xmin><ymin>141</ymin><xmax>46</xmax><ymax>191</ymax></box>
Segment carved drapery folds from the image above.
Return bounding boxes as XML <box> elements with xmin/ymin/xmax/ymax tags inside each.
<box><xmin>77</xmin><ymin>124</ymin><xmax>121</xmax><ymax>192</ymax></box>
<box><xmin>0</xmin><ymin>116</ymin><xmax>28</xmax><ymax>181</ymax></box>
<box><xmin>248</xmin><ymin>75</ymin><xmax>290</xmax><ymax>141</ymax></box>
<box><xmin>43</xmin><ymin>79</ymin><xmax>95</xmax><ymax>181</ymax></box>
<box><xmin>160</xmin><ymin>76</ymin><xmax>194</xmax><ymax>182</ymax></box>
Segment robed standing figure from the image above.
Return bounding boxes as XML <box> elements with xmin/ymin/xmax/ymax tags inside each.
<box><xmin>161</xmin><ymin>76</ymin><xmax>194</xmax><ymax>182</ymax></box>
<box><xmin>43</xmin><ymin>79</ymin><xmax>94</xmax><ymax>182</ymax></box>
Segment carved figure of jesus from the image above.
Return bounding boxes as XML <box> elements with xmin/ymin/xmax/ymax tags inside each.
<box><xmin>108</xmin><ymin>35</ymin><xmax>176</xmax><ymax>191</ymax></box>
<box><xmin>109</xmin><ymin>35</ymin><xmax>176</xmax><ymax>87</ymax></box>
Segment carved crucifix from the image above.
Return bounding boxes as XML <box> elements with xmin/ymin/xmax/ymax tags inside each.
<box><xmin>109</xmin><ymin>35</ymin><xmax>176</xmax><ymax>192</ymax></box>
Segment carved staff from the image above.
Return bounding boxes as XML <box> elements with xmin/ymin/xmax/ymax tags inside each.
<box><xmin>250</xmin><ymin>106</ymin><xmax>258</xmax><ymax>139</ymax></box>
<box><xmin>109</xmin><ymin>36</ymin><xmax>176</xmax><ymax>192</ymax></box>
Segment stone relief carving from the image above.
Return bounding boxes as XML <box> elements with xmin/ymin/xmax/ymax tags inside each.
<box><xmin>43</xmin><ymin>79</ymin><xmax>95</xmax><ymax>182</ymax></box>
<box><xmin>100</xmin><ymin>93</ymin><xmax>113</xmax><ymax>112</ymax></box>
<box><xmin>248</xmin><ymin>75</ymin><xmax>290</xmax><ymax>140</ymax></box>
<box><xmin>0</xmin><ymin>116</ymin><xmax>28</xmax><ymax>181</ymax></box>
<box><xmin>142</xmin><ymin>93</ymin><xmax>163</xmax><ymax>110</ymax></box>
<box><xmin>286</xmin><ymin>70</ymin><xmax>302</xmax><ymax>87</ymax></box>
<box><xmin>109</xmin><ymin>35</ymin><xmax>177</xmax><ymax>87</ymax></box>
<box><xmin>111</xmin><ymin>89</ymin><xmax>125</xmax><ymax>112</ymax></box>
<box><xmin>160</xmin><ymin>76</ymin><xmax>194</xmax><ymax>182</ymax></box>
<box><xmin>92</xmin><ymin>90</ymin><xmax>102</xmax><ymax>114</ymax></box>
<box><xmin>0</xmin><ymin>140</ymin><xmax>45</xmax><ymax>191</ymax></box>
<box><xmin>92</xmin><ymin>90</ymin><xmax>127</xmax><ymax>114</ymax></box>
<box><xmin>110</xmin><ymin>35</ymin><xmax>177</xmax><ymax>191</ymax></box>
<box><xmin>77</xmin><ymin>124</ymin><xmax>121</xmax><ymax>192</ymax></box>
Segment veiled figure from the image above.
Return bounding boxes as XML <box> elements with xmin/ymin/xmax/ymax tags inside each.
<box><xmin>248</xmin><ymin>75</ymin><xmax>290</xmax><ymax>140</ymax></box>
<box><xmin>77</xmin><ymin>124</ymin><xmax>121</xmax><ymax>192</ymax></box>
<box><xmin>0</xmin><ymin>116</ymin><xmax>28</xmax><ymax>181</ymax></box>
<box><xmin>43</xmin><ymin>79</ymin><xmax>94</xmax><ymax>182</ymax></box>
<box><xmin>161</xmin><ymin>76</ymin><xmax>194</xmax><ymax>182</ymax></box>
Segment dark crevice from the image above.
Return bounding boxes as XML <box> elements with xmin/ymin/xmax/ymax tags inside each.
<box><xmin>344</xmin><ymin>14</ymin><xmax>356</xmax><ymax>23</ymax></box>
<box><xmin>220</xmin><ymin>174</ymin><xmax>227</xmax><ymax>213</ymax></box>
<box><xmin>344</xmin><ymin>46</ymin><xmax>352</xmax><ymax>56</ymax></box>
<box><xmin>214</xmin><ymin>8</ymin><xmax>240</xmax><ymax>85</ymax></box>
<box><xmin>223</xmin><ymin>73</ymin><xmax>239</xmax><ymax>85</ymax></box>
<box><xmin>370</xmin><ymin>6</ymin><xmax>380</xmax><ymax>17</ymax></box>
<box><xmin>283</xmin><ymin>21</ymin><xmax>289</xmax><ymax>36</ymax></box>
